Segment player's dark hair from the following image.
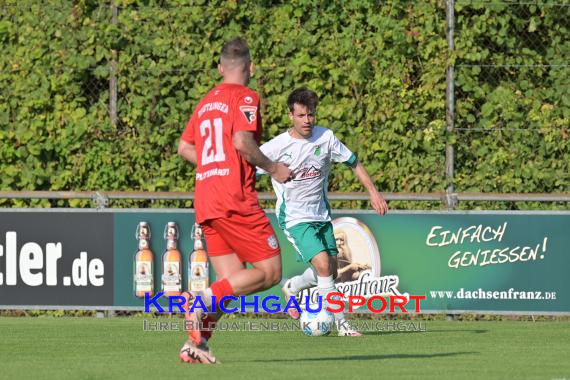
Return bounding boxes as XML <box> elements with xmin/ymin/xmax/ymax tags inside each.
<box><xmin>287</xmin><ymin>88</ymin><xmax>319</xmax><ymax>112</ymax></box>
<box><xmin>220</xmin><ymin>37</ymin><xmax>250</xmax><ymax>68</ymax></box>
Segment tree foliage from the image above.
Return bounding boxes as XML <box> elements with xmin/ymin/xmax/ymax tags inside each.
<box><xmin>0</xmin><ymin>0</ymin><xmax>567</xmax><ymax>209</ymax></box>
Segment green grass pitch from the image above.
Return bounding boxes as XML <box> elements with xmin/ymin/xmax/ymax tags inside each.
<box><xmin>1</xmin><ymin>316</ymin><xmax>568</xmax><ymax>379</ymax></box>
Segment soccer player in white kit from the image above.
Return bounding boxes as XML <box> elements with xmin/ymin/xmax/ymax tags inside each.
<box><xmin>260</xmin><ymin>88</ymin><xmax>388</xmax><ymax>336</ymax></box>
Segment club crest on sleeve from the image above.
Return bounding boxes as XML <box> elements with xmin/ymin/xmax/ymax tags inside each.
<box><xmin>244</xmin><ymin>96</ymin><xmax>253</xmax><ymax>104</ymax></box>
<box><xmin>267</xmin><ymin>235</ymin><xmax>279</xmax><ymax>249</ymax></box>
<box><xmin>240</xmin><ymin>106</ymin><xmax>257</xmax><ymax>124</ymax></box>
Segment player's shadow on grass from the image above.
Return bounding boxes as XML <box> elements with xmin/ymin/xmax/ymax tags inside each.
<box><xmin>362</xmin><ymin>328</ymin><xmax>488</xmax><ymax>336</ymax></box>
<box><xmin>252</xmin><ymin>351</ymin><xmax>477</xmax><ymax>363</ymax></box>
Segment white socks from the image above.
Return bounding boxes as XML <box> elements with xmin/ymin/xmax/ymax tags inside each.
<box><xmin>288</xmin><ymin>267</ymin><xmax>318</xmax><ymax>294</ymax></box>
<box><xmin>288</xmin><ymin>269</ymin><xmax>348</xmax><ymax>327</ymax></box>
<box><xmin>317</xmin><ymin>275</ymin><xmax>345</xmax><ymax>324</ymax></box>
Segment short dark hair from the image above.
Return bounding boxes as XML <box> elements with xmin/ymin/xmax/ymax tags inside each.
<box><xmin>287</xmin><ymin>88</ymin><xmax>319</xmax><ymax>112</ymax></box>
<box><xmin>220</xmin><ymin>37</ymin><xmax>250</xmax><ymax>68</ymax></box>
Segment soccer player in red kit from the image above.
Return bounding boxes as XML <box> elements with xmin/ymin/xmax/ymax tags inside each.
<box><xmin>177</xmin><ymin>37</ymin><xmax>291</xmax><ymax>364</ymax></box>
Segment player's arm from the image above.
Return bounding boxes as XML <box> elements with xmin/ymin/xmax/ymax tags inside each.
<box><xmin>177</xmin><ymin>139</ymin><xmax>198</xmax><ymax>166</ymax></box>
<box><xmin>233</xmin><ymin>131</ymin><xmax>291</xmax><ymax>183</ymax></box>
<box><xmin>351</xmin><ymin>161</ymin><xmax>388</xmax><ymax>215</ymax></box>
<box><xmin>256</xmin><ymin>141</ymin><xmax>273</xmax><ymax>176</ymax></box>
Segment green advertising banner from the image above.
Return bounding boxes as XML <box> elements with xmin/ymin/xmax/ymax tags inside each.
<box><xmin>1</xmin><ymin>209</ymin><xmax>567</xmax><ymax>314</ymax></box>
<box><xmin>111</xmin><ymin>210</ymin><xmax>570</xmax><ymax>315</ymax></box>
<box><xmin>283</xmin><ymin>212</ymin><xmax>568</xmax><ymax>314</ymax></box>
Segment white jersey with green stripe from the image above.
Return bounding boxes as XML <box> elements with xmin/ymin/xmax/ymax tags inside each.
<box><xmin>259</xmin><ymin>126</ymin><xmax>357</xmax><ymax>230</ymax></box>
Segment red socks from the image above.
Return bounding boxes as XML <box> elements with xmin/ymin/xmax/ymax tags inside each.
<box><xmin>210</xmin><ymin>279</ymin><xmax>235</xmax><ymax>304</ymax></box>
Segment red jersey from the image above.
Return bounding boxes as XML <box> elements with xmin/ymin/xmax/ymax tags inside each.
<box><xmin>181</xmin><ymin>83</ymin><xmax>263</xmax><ymax>223</ymax></box>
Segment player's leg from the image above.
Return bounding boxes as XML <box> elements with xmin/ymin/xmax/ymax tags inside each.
<box><xmin>206</xmin><ymin>211</ymin><xmax>281</xmax><ymax>296</ymax></box>
<box><xmin>312</xmin><ymin>254</ymin><xmax>361</xmax><ymax>336</ymax></box>
<box><xmin>180</xmin><ymin>227</ymin><xmax>244</xmax><ymax>364</ymax></box>
<box><xmin>199</xmin><ymin>253</ymin><xmax>245</xmax><ymax>341</ymax></box>
<box><xmin>188</xmin><ymin>212</ymin><xmax>279</xmax><ymax>297</ymax></box>
<box><xmin>182</xmin><ymin>212</ymin><xmax>280</xmax><ymax>356</ymax></box>
<box><xmin>179</xmin><ymin>286</ymin><xmax>219</xmax><ymax>364</ymax></box>
<box><xmin>282</xmin><ymin>225</ymin><xmax>318</xmax><ymax>296</ymax></box>
<box><xmin>310</xmin><ymin>251</ymin><xmax>333</xmax><ymax>276</ymax></box>
<box><xmin>207</xmin><ymin>252</ymin><xmax>279</xmax><ymax>323</ymax></box>
<box><xmin>320</xmin><ymin>224</ymin><xmax>361</xmax><ymax>337</ymax></box>
<box><xmin>281</xmin><ymin>247</ymin><xmax>343</xmax><ymax>317</ymax></box>
<box><xmin>330</xmin><ymin>255</ymin><xmax>339</xmax><ymax>280</ymax></box>
<box><xmin>181</xmin><ymin>250</ymin><xmax>281</xmax><ymax>363</ymax></box>
<box><xmin>280</xmin><ymin>223</ymin><xmax>323</xmax><ymax>319</ymax></box>
<box><xmin>209</xmin><ymin>253</ymin><xmax>245</xmax><ymax>320</ymax></box>
<box><xmin>281</xmin><ymin>267</ymin><xmax>317</xmax><ymax>312</ymax></box>
<box><xmin>181</xmin><ymin>231</ymin><xmax>234</xmax><ymax>344</ymax></box>
<box><xmin>285</xmin><ymin>268</ymin><xmax>317</xmax><ymax>292</ymax></box>
<box><xmin>309</xmin><ymin>250</ymin><xmax>337</xmax><ymax>313</ymax></box>
<box><xmin>283</xmin><ymin>222</ymin><xmax>342</xmax><ymax>322</ymax></box>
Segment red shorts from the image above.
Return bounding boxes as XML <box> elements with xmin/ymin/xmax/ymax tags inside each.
<box><xmin>201</xmin><ymin>210</ymin><xmax>280</xmax><ymax>263</ymax></box>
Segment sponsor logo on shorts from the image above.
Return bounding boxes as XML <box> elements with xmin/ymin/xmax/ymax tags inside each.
<box><xmin>267</xmin><ymin>235</ymin><xmax>279</xmax><ymax>249</ymax></box>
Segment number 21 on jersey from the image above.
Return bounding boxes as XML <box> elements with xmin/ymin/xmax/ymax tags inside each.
<box><xmin>200</xmin><ymin>118</ymin><xmax>226</xmax><ymax>165</ymax></box>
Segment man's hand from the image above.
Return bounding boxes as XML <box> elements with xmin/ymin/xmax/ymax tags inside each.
<box><xmin>352</xmin><ymin>162</ymin><xmax>388</xmax><ymax>216</ymax></box>
<box><xmin>234</xmin><ymin>131</ymin><xmax>292</xmax><ymax>182</ymax></box>
<box><xmin>370</xmin><ymin>191</ymin><xmax>388</xmax><ymax>216</ymax></box>
<box><xmin>268</xmin><ymin>162</ymin><xmax>292</xmax><ymax>184</ymax></box>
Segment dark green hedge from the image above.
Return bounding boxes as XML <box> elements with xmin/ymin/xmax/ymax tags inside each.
<box><xmin>453</xmin><ymin>1</ymin><xmax>569</xmax><ymax>210</ymax></box>
<box><xmin>0</xmin><ymin>1</ymin><xmax>567</xmax><ymax>209</ymax></box>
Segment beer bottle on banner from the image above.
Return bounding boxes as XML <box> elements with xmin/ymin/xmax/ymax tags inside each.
<box><xmin>134</xmin><ymin>222</ymin><xmax>154</xmax><ymax>298</ymax></box>
<box><xmin>161</xmin><ymin>222</ymin><xmax>182</xmax><ymax>298</ymax></box>
<box><xmin>189</xmin><ymin>223</ymin><xmax>209</xmax><ymax>291</ymax></box>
